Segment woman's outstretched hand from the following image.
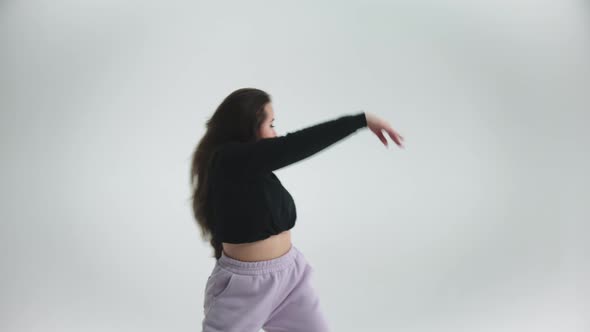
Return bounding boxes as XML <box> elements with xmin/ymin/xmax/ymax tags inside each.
<box><xmin>364</xmin><ymin>111</ymin><xmax>405</xmax><ymax>149</ymax></box>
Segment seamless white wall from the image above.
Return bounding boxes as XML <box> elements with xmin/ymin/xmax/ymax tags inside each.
<box><xmin>1</xmin><ymin>1</ymin><xmax>588</xmax><ymax>331</ymax></box>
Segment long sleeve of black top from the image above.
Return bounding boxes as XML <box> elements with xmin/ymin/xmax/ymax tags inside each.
<box><xmin>215</xmin><ymin>112</ymin><xmax>367</xmax><ymax>175</ymax></box>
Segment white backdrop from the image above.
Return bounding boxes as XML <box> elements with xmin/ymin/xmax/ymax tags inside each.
<box><xmin>1</xmin><ymin>1</ymin><xmax>588</xmax><ymax>331</ymax></box>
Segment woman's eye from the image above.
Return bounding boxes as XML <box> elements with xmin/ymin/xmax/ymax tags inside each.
<box><xmin>271</xmin><ymin>125</ymin><xmax>275</xmax><ymax>128</ymax></box>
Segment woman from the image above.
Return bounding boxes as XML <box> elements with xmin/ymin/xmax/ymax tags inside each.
<box><xmin>190</xmin><ymin>88</ymin><xmax>404</xmax><ymax>331</ymax></box>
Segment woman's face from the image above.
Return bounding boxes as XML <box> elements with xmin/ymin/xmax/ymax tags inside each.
<box><xmin>259</xmin><ymin>102</ymin><xmax>277</xmax><ymax>139</ymax></box>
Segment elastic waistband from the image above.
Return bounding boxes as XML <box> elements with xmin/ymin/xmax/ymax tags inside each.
<box><xmin>217</xmin><ymin>244</ymin><xmax>299</xmax><ymax>275</ymax></box>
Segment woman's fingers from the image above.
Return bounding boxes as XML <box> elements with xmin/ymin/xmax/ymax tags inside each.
<box><xmin>376</xmin><ymin>130</ymin><xmax>388</xmax><ymax>147</ymax></box>
<box><xmin>387</xmin><ymin>127</ymin><xmax>404</xmax><ymax>148</ymax></box>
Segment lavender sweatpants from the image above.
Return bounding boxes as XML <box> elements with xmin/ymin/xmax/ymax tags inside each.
<box><xmin>202</xmin><ymin>245</ymin><xmax>330</xmax><ymax>332</ymax></box>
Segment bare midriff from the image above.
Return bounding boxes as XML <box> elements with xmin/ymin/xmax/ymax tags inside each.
<box><xmin>222</xmin><ymin>230</ymin><xmax>292</xmax><ymax>262</ymax></box>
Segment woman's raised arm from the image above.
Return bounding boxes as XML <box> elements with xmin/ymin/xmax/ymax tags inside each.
<box><xmin>214</xmin><ymin>112</ymin><xmax>368</xmax><ymax>175</ymax></box>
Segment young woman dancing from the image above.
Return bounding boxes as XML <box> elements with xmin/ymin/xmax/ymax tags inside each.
<box><xmin>190</xmin><ymin>88</ymin><xmax>404</xmax><ymax>331</ymax></box>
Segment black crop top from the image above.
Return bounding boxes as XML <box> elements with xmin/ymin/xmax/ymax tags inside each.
<box><xmin>206</xmin><ymin>112</ymin><xmax>367</xmax><ymax>244</ymax></box>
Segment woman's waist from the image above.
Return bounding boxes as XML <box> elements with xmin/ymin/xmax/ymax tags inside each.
<box><xmin>222</xmin><ymin>230</ymin><xmax>292</xmax><ymax>262</ymax></box>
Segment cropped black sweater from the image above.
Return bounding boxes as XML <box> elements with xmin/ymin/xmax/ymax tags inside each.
<box><xmin>206</xmin><ymin>112</ymin><xmax>367</xmax><ymax>244</ymax></box>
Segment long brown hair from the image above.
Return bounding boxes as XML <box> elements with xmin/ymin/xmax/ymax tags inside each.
<box><xmin>189</xmin><ymin>88</ymin><xmax>271</xmax><ymax>260</ymax></box>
